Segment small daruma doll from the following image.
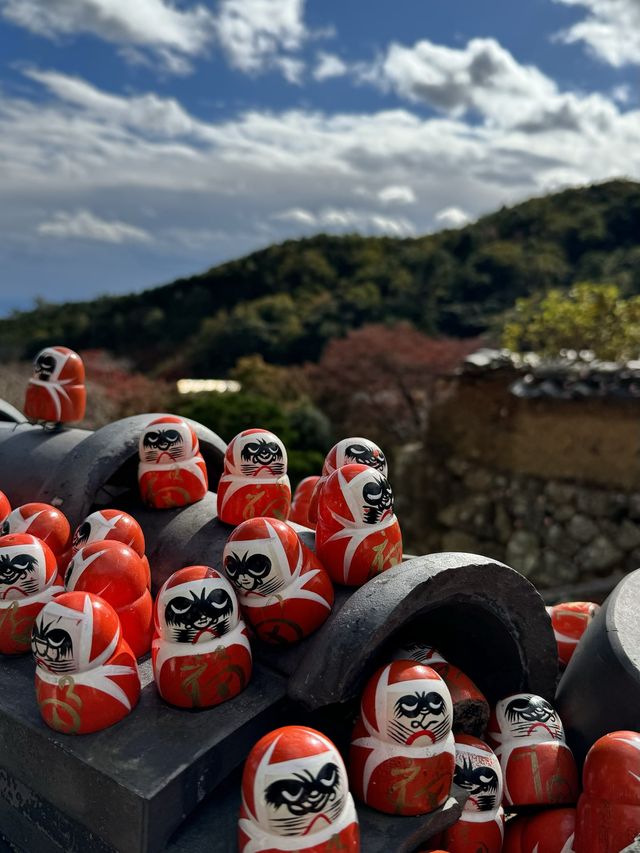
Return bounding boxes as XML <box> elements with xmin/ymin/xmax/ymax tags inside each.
<box><xmin>443</xmin><ymin>735</ymin><xmax>504</xmax><ymax>853</ymax></box>
<box><xmin>289</xmin><ymin>476</ymin><xmax>321</xmax><ymax>529</ymax></box>
<box><xmin>217</xmin><ymin>429</ymin><xmax>291</xmax><ymax>525</ymax></box>
<box><xmin>393</xmin><ymin>642</ymin><xmax>490</xmax><ymax>736</ymax></box>
<box><xmin>152</xmin><ymin>565</ymin><xmax>252</xmax><ymax>708</ymax></box>
<box><xmin>315</xmin><ymin>464</ymin><xmax>402</xmax><ymax>587</ymax></box>
<box><xmin>503</xmin><ymin>807</ymin><xmax>576</xmax><ymax>853</ymax></box>
<box><xmin>0</xmin><ymin>492</ymin><xmax>10</xmax><ymax>525</ymax></box>
<box><xmin>223</xmin><ymin>517</ymin><xmax>334</xmax><ymax>645</ymax></box>
<box><xmin>24</xmin><ymin>346</ymin><xmax>86</xmax><ymax>425</ymax></box>
<box><xmin>349</xmin><ymin>660</ymin><xmax>455</xmax><ymax>815</ymax></box>
<box><xmin>239</xmin><ymin>726</ymin><xmax>360</xmax><ymax>853</ymax></box>
<box><xmin>64</xmin><ymin>540</ymin><xmax>153</xmax><ymax>659</ymax></box>
<box><xmin>68</xmin><ymin>509</ymin><xmax>151</xmax><ymax>588</ymax></box>
<box><xmin>138</xmin><ymin>415</ymin><xmax>208</xmax><ymax>509</ymax></box>
<box><xmin>576</xmin><ymin>730</ymin><xmax>640</xmax><ymax>853</ymax></box>
<box><xmin>0</xmin><ymin>533</ymin><xmax>62</xmax><ymax>654</ymax></box>
<box><xmin>546</xmin><ymin>601</ymin><xmax>600</xmax><ymax>669</ymax></box>
<box><xmin>2</xmin><ymin>502</ymin><xmax>71</xmax><ymax>559</ymax></box>
<box><xmin>487</xmin><ymin>694</ymin><xmax>579</xmax><ymax>807</ymax></box>
<box><xmin>32</xmin><ymin>591</ymin><xmax>141</xmax><ymax>734</ymax></box>
<box><xmin>308</xmin><ymin>437</ymin><xmax>387</xmax><ymax>525</ymax></box>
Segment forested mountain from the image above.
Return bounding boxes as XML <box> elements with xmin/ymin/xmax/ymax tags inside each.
<box><xmin>2</xmin><ymin>179</ymin><xmax>639</xmax><ymax>376</ymax></box>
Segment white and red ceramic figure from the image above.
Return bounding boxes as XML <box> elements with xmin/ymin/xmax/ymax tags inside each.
<box><xmin>546</xmin><ymin>601</ymin><xmax>600</xmax><ymax>668</ymax></box>
<box><xmin>2</xmin><ymin>502</ymin><xmax>71</xmax><ymax>559</ymax></box>
<box><xmin>315</xmin><ymin>463</ymin><xmax>402</xmax><ymax>587</ymax></box>
<box><xmin>443</xmin><ymin>735</ymin><xmax>504</xmax><ymax>853</ymax></box>
<box><xmin>138</xmin><ymin>415</ymin><xmax>208</xmax><ymax>509</ymax></box>
<box><xmin>0</xmin><ymin>533</ymin><xmax>62</xmax><ymax>654</ymax></box>
<box><xmin>503</xmin><ymin>807</ymin><xmax>576</xmax><ymax>853</ymax></box>
<box><xmin>223</xmin><ymin>518</ymin><xmax>334</xmax><ymax>645</ymax></box>
<box><xmin>349</xmin><ymin>660</ymin><xmax>455</xmax><ymax>815</ymax></box>
<box><xmin>239</xmin><ymin>725</ymin><xmax>360</xmax><ymax>853</ymax></box>
<box><xmin>0</xmin><ymin>492</ymin><xmax>10</xmax><ymax>525</ymax></box>
<box><xmin>487</xmin><ymin>693</ymin><xmax>579</xmax><ymax>807</ymax></box>
<box><xmin>32</xmin><ymin>590</ymin><xmax>140</xmax><ymax>734</ymax></box>
<box><xmin>152</xmin><ymin>565</ymin><xmax>252</xmax><ymax>708</ymax></box>
<box><xmin>308</xmin><ymin>438</ymin><xmax>387</xmax><ymax>525</ymax></box>
<box><xmin>576</xmin><ymin>730</ymin><xmax>640</xmax><ymax>853</ymax></box>
<box><xmin>289</xmin><ymin>476</ymin><xmax>321</xmax><ymax>529</ymax></box>
<box><xmin>68</xmin><ymin>509</ymin><xmax>151</xmax><ymax>588</ymax></box>
<box><xmin>64</xmin><ymin>540</ymin><xmax>153</xmax><ymax>659</ymax></box>
<box><xmin>393</xmin><ymin>643</ymin><xmax>489</xmax><ymax>733</ymax></box>
<box><xmin>24</xmin><ymin>346</ymin><xmax>86</xmax><ymax>425</ymax></box>
<box><xmin>217</xmin><ymin>429</ymin><xmax>291</xmax><ymax>526</ymax></box>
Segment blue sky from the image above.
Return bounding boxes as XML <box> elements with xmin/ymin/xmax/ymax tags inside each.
<box><xmin>0</xmin><ymin>0</ymin><xmax>639</xmax><ymax>316</ymax></box>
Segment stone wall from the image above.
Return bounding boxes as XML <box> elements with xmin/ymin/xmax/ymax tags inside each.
<box><xmin>394</xmin><ymin>368</ymin><xmax>640</xmax><ymax>589</ymax></box>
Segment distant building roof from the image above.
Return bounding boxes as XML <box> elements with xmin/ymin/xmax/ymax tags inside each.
<box><xmin>461</xmin><ymin>348</ymin><xmax>640</xmax><ymax>400</ymax></box>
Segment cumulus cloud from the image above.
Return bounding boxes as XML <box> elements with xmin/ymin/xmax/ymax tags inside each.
<box><xmin>215</xmin><ymin>0</ymin><xmax>308</xmax><ymax>76</ymax></box>
<box><xmin>553</xmin><ymin>0</ymin><xmax>640</xmax><ymax>67</ymax></box>
<box><xmin>0</xmin><ymin>0</ymin><xmax>215</xmax><ymax>74</ymax></box>
<box><xmin>2</xmin><ymin>61</ymin><xmax>640</xmax><ymax>306</ymax></box>
<box><xmin>435</xmin><ymin>207</ymin><xmax>471</xmax><ymax>228</ymax></box>
<box><xmin>37</xmin><ymin>210</ymin><xmax>153</xmax><ymax>243</ymax></box>
<box><xmin>313</xmin><ymin>52</ymin><xmax>348</xmax><ymax>81</ymax></box>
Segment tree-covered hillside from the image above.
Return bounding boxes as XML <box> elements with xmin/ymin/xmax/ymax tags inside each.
<box><xmin>2</xmin><ymin>179</ymin><xmax>639</xmax><ymax>376</ymax></box>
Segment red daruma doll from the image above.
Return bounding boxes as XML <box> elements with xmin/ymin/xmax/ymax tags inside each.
<box><xmin>308</xmin><ymin>437</ymin><xmax>387</xmax><ymax>525</ymax></box>
<box><xmin>546</xmin><ymin>601</ymin><xmax>600</xmax><ymax>668</ymax></box>
<box><xmin>0</xmin><ymin>533</ymin><xmax>62</xmax><ymax>654</ymax></box>
<box><xmin>24</xmin><ymin>346</ymin><xmax>86</xmax><ymax>425</ymax></box>
<box><xmin>289</xmin><ymin>476</ymin><xmax>320</xmax><ymax>529</ymax></box>
<box><xmin>488</xmin><ymin>694</ymin><xmax>579</xmax><ymax>807</ymax></box>
<box><xmin>315</xmin><ymin>464</ymin><xmax>402</xmax><ymax>586</ymax></box>
<box><xmin>152</xmin><ymin>566</ymin><xmax>252</xmax><ymax>708</ymax></box>
<box><xmin>223</xmin><ymin>517</ymin><xmax>333</xmax><ymax>645</ymax></box>
<box><xmin>503</xmin><ymin>807</ymin><xmax>576</xmax><ymax>853</ymax></box>
<box><xmin>239</xmin><ymin>726</ymin><xmax>360</xmax><ymax>853</ymax></box>
<box><xmin>217</xmin><ymin>429</ymin><xmax>291</xmax><ymax>526</ymax></box>
<box><xmin>138</xmin><ymin>415</ymin><xmax>208</xmax><ymax>509</ymax></box>
<box><xmin>576</xmin><ymin>730</ymin><xmax>640</xmax><ymax>853</ymax></box>
<box><xmin>2</xmin><ymin>502</ymin><xmax>71</xmax><ymax>559</ymax></box>
<box><xmin>64</xmin><ymin>540</ymin><xmax>153</xmax><ymax>659</ymax></box>
<box><xmin>68</xmin><ymin>509</ymin><xmax>151</xmax><ymax>589</ymax></box>
<box><xmin>0</xmin><ymin>492</ymin><xmax>10</xmax><ymax>525</ymax></box>
<box><xmin>443</xmin><ymin>735</ymin><xmax>504</xmax><ymax>853</ymax></box>
<box><xmin>32</xmin><ymin>591</ymin><xmax>141</xmax><ymax>734</ymax></box>
<box><xmin>349</xmin><ymin>660</ymin><xmax>455</xmax><ymax>815</ymax></box>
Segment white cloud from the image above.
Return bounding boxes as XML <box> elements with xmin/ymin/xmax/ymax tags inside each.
<box><xmin>0</xmin><ymin>0</ymin><xmax>215</xmax><ymax>74</ymax></box>
<box><xmin>377</xmin><ymin>185</ymin><xmax>416</xmax><ymax>204</ymax></box>
<box><xmin>273</xmin><ymin>207</ymin><xmax>415</xmax><ymax>236</ymax></box>
<box><xmin>215</xmin><ymin>0</ymin><xmax>307</xmax><ymax>76</ymax></box>
<box><xmin>313</xmin><ymin>51</ymin><xmax>348</xmax><ymax>81</ymax></box>
<box><xmin>435</xmin><ymin>206</ymin><xmax>471</xmax><ymax>228</ymax></box>
<box><xmin>553</xmin><ymin>0</ymin><xmax>640</xmax><ymax>67</ymax></box>
<box><xmin>37</xmin><ymin>210</ymin><xmax>153</xmax><ymax>243</ymax></box>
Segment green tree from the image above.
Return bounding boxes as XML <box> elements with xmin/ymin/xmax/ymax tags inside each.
<box><xmin>502</xmin><ymin>282</ymin><xmax>640</xmax><ymax>360</ymax></box>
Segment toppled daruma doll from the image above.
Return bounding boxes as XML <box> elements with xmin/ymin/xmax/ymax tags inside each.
<box><xmin>223</xmin><ymin>517</ymin><xmax>334</xmax><ymax>645</ymax></box>
<box><xmin>315</xmin><ymin>463</ymin><xmax>402</xmax><ymax>586</ymax></box>
<box><xmin>487</xmin><ymin>694</ymin><xmax>579</xmax><ymax>808</ymax></box>
<box><xmin>32</xmin><ymin>590</ymin><xmax>141</xmax><ymax>734</ymax></box>
<box><xmin>217</xmin><ymin>429</ymin><xmax>291</xmax><ymax>525</ymax></box>
<box><xmin>443</xmin><ymin>735</ymin><xmax>504</xmax><ymax>853</ymax></box>
<box><xmin>308</xmin><ymin>437</ymin><xmax>387</xmax><ymax>525</ymax></box>
<box><xmin>68</xmin><ymin>509</ymin><xmax>151</xmax><ymax>588</ymax></box>
<box><xmin>393</xmin><ymin>642</ymin><xmax>490</xmax><ymax>737</ymax></box>
<box><xmin>238</xmin><ymin>725</ymin><xmax>360</xmax><ymax>853</ymax></box>
<box><xmin>349</xmin><ymin>660</ymin><xmax>455</xmax><ymax>815</ymax></box>
<box><xmin>152</xmin><ymin>565</ymin><xmax>252</xmax><ymax>708</ymax></box>
<box><xmin>546</xmin><ymin>601</ymin><xmax>600</xmax><ymax>669</ymax></box>
<box><xmin>64</xmin><ymin>540</ymin><xmax>153</xmax><ymax>659</ymax></box>
<box><xmin>138</xmin><ymin>415</ymin><xmax>208</xmax><ymax>509</ymax></box>
<box><xmin>24</xmin><ymin>345</ymin><xmax>86</xmax><ymax>426</ymax></box>
<box><xmin>2</xmin><ymin>502</ymin><xmax>71</xmax><ymax>560</ymax></box>
<box><xmin>0</xmin><ymin>533</ymin><xmax>62</xmax><ymax>654</ymax></box>
<box><xmin>288</xmin><ymin>476</ymin><xmax>320</xmax><ymax>529</ymax></box>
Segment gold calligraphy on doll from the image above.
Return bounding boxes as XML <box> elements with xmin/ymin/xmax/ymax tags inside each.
<box><xmin>0</xmin><ymin>601</ymin><xmax>31</xmax><ymax>646</ymax></box>
<box><xmin>369</xmin><ymin>538</ymin><xmax>403</xmax><ymax>577</ymax></box>
<box><xmin>39</xmin><ymin>675</ymin><xmax>82</xmax><ymax>734</ymax></box>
